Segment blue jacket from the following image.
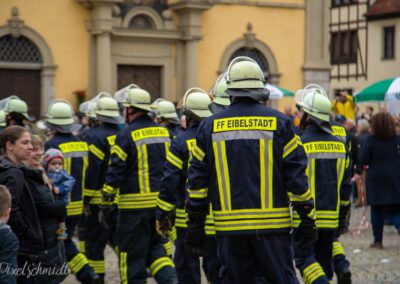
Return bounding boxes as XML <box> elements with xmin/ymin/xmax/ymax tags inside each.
<box><xmin>48</xmin><ymin>169</ymin><xmax>75</xmax><ymax>203</ymax></box>
<box><xmin>156</xmin><ymin>122</ymin><xmax>215</xmax><ymax>234</ymax></box>
<box><xmin>187</xmin><ymin>98</ymin><xmax>313</xmax><ymax>235</ymax></box>
<box><xmin>103</xmin><ymin>114</ymin><xmax>170</xmax><ymax>211</ymax></box>
<box><xmin>0</xmin><ymin>222</ymin><xmax>19</xmax><ymax>284</ymax></box>
<box><xmin>83</xmin><ymin>123</ymin><xmax>120</xmax><ymax>204</ymax></box>
<box><xmin>45</xmin><ymin>133</ymin><xmax>88</xmax><ymax>216</ymax></box>
<box><xmin>293</xmin><ymin>124</ymin><xmax>351</xmax><ymax>229</ymax></box>
<box><xmin>166</xmin><ymin>123</ymin><xmax>184</xmax><ymax>139</ymax></box>
<box><xmin>361</xmin><ymin>135</ymin><xmax>400</xmax><ymax>205</ymax></box>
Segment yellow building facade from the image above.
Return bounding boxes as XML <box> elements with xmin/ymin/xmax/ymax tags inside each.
<box><xmin>0</xmin><ymin>0</ymin><xmax>307</xmax><ymax>116</ymax></box>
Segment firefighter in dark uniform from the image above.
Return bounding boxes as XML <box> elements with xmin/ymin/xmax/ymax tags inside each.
<box><xmin>293</xmin><ymin>87</ymin><xmax>352</xmax><ymax>283</ymax></box>
<box><xmin>298</xmin><ymin>85</ymin><xmax>352</xmax><ymax>284</ymax></box>
<box><xmin>83</xmin><ymin>94</ymin><xmax>121</xmax><ymax>282</ymax></box>
<box><xmin>156</xmin><ymin>87</ymin><xmax>220</xmax><ymax>284</ymax></box>
<box><xmin>45</xmin><ymin>100</ymin><xmax>99</xmax><ymax>283</ymax></box>
<box><xmin>102</xmin><ymin>88</ymin><xmax>177</xmax><ymax>283</ymax></box>
<box><xmin>209</xmin><ymin>73</ymin><xmax>231</xmax><ymax>114</ymax></box>
<box><xmin>155</xmin><ymin>99</ymin><xmax>184</xmax><ymax>139</ymax></box>
<box><xmin>185</xmin><ymin>56</ymin><xmax>317</xmax><ymax>284</ymax></box>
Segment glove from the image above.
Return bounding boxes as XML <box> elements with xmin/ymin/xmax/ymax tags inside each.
<box><xmin>83</xmin><ymin>197</ymin><xmax>92</xmax><ymax>216</ymax></box>
<box><xmin>295</xmin><ymin>218</ymin><xmax>318</xmax><ymax>257</ymax></box>
<box><xmin>337</xmin><ymin>205</ymin><xmax>350</xmax><ymax>237</ymax></box>
<box><xmin>185</xmin><ymin>226</ymin><xmax>207</xmax><ymax>256</ymax></box>
<box><xmin>99</xmin><ymin>204</ymin><xmax>114</xmax><ymax>230</ymax></box>
<box><xmin>156</xmin><ymin>211</ymin><xmax>175</xmax><ymax>238</ymax></box>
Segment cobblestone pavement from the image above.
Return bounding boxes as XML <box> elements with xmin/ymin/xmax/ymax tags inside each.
<box><xmin>64</xmin><ymin>206</ymin><xmax>400</xmax><ymax>283</ymax></box>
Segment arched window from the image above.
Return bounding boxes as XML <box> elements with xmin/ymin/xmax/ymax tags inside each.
<box><xmin>0</xmin><ymin>34</ymin><xmax>42</xmax><ymax>63</ymax></box>
<box><xmin>129</xmin><ymin>15</ymin><xmax>156</xmax><ymax>30</ymax></box>
<box><xmin>228</xmin><ymin>47</ymin><xmax>269</xmax><ymax>77</ymax></box>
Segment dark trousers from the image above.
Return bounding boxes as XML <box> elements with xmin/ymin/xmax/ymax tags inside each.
<box><xmin>85</xmin><ymin>204</ymin><xmax>118</xmax><ymax>279</ymax></box>
<box><xmin>117</xmin><ymin>211</ymin><xmax>177</xmax><ymax>284</ymax></box>
<box><xmin>371</xmin><ymin>204</ymin><xmax>400</xmax><ymax>243</ymax></box>
<box><xmin>65</xmin><ymin>215</ymin><xmax>96</xmax><ymax>282</ymax></box>
<box><xmin>294</xmin><ymin>229</ymin><xmax>335</xmax><ymax>283</ymax></box>
<box><xmin>217</xmin><ymin>233</ymin><xmax>299</xmax><ymax>284</ymax></box>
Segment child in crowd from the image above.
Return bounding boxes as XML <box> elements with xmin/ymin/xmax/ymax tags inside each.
<box><xmin>0</xmin><ymin>185</ymin><xmax>19</xmax><ymax>284</ymax></box>
<box><xmin>43</xmin><ymin>148</ymin><xmax>75</xmax><ymax>240</ymax></box>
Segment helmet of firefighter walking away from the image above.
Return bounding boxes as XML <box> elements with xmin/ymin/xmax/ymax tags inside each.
<box><xmin>212</xmin><ymin>73</ymin><xmax>230</xmax><ymax>106</ymax></box>
<box><xmin>0</xmin><ymin>110</ymin><xmax>6</xmax><ymax>127</ymax></box>
<box><xmin>46</xmin><ymin>99</ymin><xmax>74</xmax><ymax>132</ymax></box>
<box><xmin>79</xmin><ymin>100</ymin><xmax>98</xmax><ymax>120</ymax></box>
<box><xmin>0</xmin><ymin>96</ymin><xmax>30</xmax><ymax>124</ymax></box>
<box><xmin>182</xmin><ymin>87</ymin><xmax>212</xmax><ymax>121</ymax></box>
<box><xmin>96</xmin><ymin>95</ymin><xmax>122</xmax><ymax>124</ymax></box>
<box><xmin>114</xmin><ymin>84</ymin><xmax>140</xmax><ymax>103</ymax></box>
<box><xmin>123</xmin><ymin>88</ymin><xmax>152</xmax><ymax>112</ymax></box>
<box><xmin>224</xmin><ymin>56</ymin><xmax>270</xmax><ymax>101</ymax></box>
<box><xmin>156</xmin><ymin>100</ymin><xmax>178</xmax><ymax>119</ymax></box>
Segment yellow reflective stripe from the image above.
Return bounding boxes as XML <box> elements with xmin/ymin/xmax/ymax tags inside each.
<box><xmin>341</xmin><ymin>200</ymin><xmax>350</xmax><ymax>206</ymax></box>
<box><xmin>315</xmin><ymin>220</ymin><xmax>339</xmax><ymax>228</ymax></box>
<box><xmin>107</xmin><ymin>135</ymin><xmax>116</xmax><ymax>146</ymax></box>
<box><xmin>213</xmin><ymin>141</ymin><xmax>231</xmax><ymax>210</ymax></box>
<box><xmin>337</xmin><ymin>158</ymin><xmax>346</xmax><ymax>210</ymax></box>
<box><xmin>260</xmin><ymin>139</ymin><xmax>266</xmax><ymax>208</ymax></box>
<box><xmin>149</xmin><ymin>257</ymin><xmax>175</xmax><ymax>276</ymax></box>
<box><xmin>137</xmin><ymin>144</ymin><xmax>150</xmax><ymax>194</ymax></box>
<box><xmin>167</xmin><ymin>151</ymin><xmax>183</xmax><ymax>169</ymax></box>
<box><xmin>332</xmin><ymin>126</ymin><xmax>346</xmax><ymax>137</ymax></box>
<box><xmin>169</xmin><ymin>226</ymin><xmax>177</xmax><ymax>242</ymax></box>
<box><xmin>66</xmin><ymin>200</ymin><xmax>83</xmax><ymax>216</ymax></box>
<box><xmin>83</xmin><ymin>188</ymin><xmax>99</xmax><ymax>197</ymax></box>
<box><xmin>192</xmin><ymin>144</ymin><xmax>205</xmax><ymax>161</ymax></box>
<box><xmin>59</xmin><ymin>141</ymin><xmax>88</xmax><ymax>153</ymax></box>
<box><xmin>303</xmin><ymin>141</ymin><xmax>346</xmax><ymax>154</ymax></box>
<box><xmin>213</xmin><ymin>208</ymin><xmax>290</xmax><ymax>220</ymax></box>
<box><xmin>288</xmin><ymin>188</ymin><xmax>313</xmax><ymax>202</ymax></box>
<box><xmin>78</xmin><ymin>241</ymin><xmax>85</xmax><ymax>254</ymax></box>
<box><xmin>309</xmin><ymin>158</ymin><xmax>315</xmax><ymax>200</ymax></box>
<box><xmin>112</xmin><ymin>145</ymin><xmax>127</xmax><ymax>161</ymax></box>
<box><xmin>188</xmin><ymin>188</ymin><xmax>208</xmax><ymax>199</ymax></box>
<box><xmin>303</xmin><ymin>262</ymin><xmax>326</xmax><ymax>284</ymax></box>
<box><xmin>283</xmin><ymin>135</ymin><xmax>299</xmax><ymax>158</ymax></box>
<box><xmin>213</xmin><ymin>116</ymin><xmax>277</xmax><ymax>132</ymax></box>
<box><xmin>163</xmin><ymin>241</ymin><xmax>173</xmax><ymax>256</ymax></box>
<box><xmin>118</xmin><ymin>193</ymin><xmax>158</xmax><ymax>210</ymax></box>
<box><xmin>156</xmin><ymin>197</ymin><xmax>175</xmax><ymax>212</ymax></box>
<box><xmin>82</xmin><ymin>154</ymin><xmax>88</xmax><ymax>196</ymax></box>
<box><xmin>131</xmin><ymin>127</ymin><xmax>170</xmax><ymax>141</ymax></box>
<box><xmin>69</xmin><ymin>252</ymin><xmax>89</xmax><ymax>274</ymax></box>
<box><xmin>268</xmin><ymin>139</ymin><xmax>273</xmax><ymax>208</ymax></box>
<box><xmin>103</xmin><ymin>184</ymin><xmax>117</xmax><ymax>195</ymax></box>
<box><xmin>89</xmin><ymin>144</ymin><xmax>105</xmax><ymax>160</ymax></box>
<box><xmin>333</xmin><ymin>241</ymin><xmax>346</xmax><ymax>257</ymax></box>
<box><xmin>317</xmin><ymin>210</ymin><xmax>339</xmax><ymax>218</ymax></box>
<box><xmin>120</xmin><ymin>252</ymin><xmax>128</xmax><ymax>284</ymax></box>
<box><xmin>89</xmin><ymin>259</ymin><xmax>105</xmax><ymax>274</ymax></box>
<box><xmin>214</xmin><ymin>218</ymin><xmax>292</xmax><ymax>231</ymax></box>
<box><xmin>65</xmin><ymin>157</ymin><xmax>72</xmax><ymax>176</ymax></box>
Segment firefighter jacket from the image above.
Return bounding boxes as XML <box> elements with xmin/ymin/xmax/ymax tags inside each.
<box><xmin>156</xmin><ymin>122</ymin><xmax>215</xmax><ymax>235</ymax></box>
<box><xmin>166</xmin><ymin>123</ymin><xmax>184</xmax><ymax>139</ymax></box>
<box><xmin>45</xmin><ymin>133</ymin><xmax>88</xmax><ymax>216</ymax></box>
<box><xmin>293</xmin><ymin>124</ymin><xmax>352</xmax><ymax>229</ymax></box>
<box><xmin>83</xmin><ymin>123</ymin><xmax>120</xmax><ymax>205</ymax></box>
<box><xmin>187</xmin><ymin>98</ymin><xmax>313</xmax><ymax>235</ymax></box>
<box><xmin>103</xmin><ymin>114</ymin><xmax>170</xmax><ymax>211</ymax></box>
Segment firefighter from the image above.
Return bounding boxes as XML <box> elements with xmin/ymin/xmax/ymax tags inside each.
<box><xmin>45</xmin><ymin>100</ymin><xmax>99</xmax><ymax>283</ymax></box>
<box><xmin>294</xmin><ymin>87</ymin><xmax>352</xmax><ymax>283</ymax></box>
<box><xmin>155</xmin><ymin>99</ymin><xmax>184</xmax><ymax>138</ymax></box>
<box><xmin>1</xmin><ymin>95</ymin><xmax>30</xmax><ymax>127</ymax></box>
<box><xmin>297</xmin><ymin>84</ymin><xmax>352</xmax><ymax>284</ymax></box>
<box><xmin>101</xmin><ymin>88</ymin><xmax>177</xmax><ymax>283</ymax></box>
<box><xmin>209</xmin><ymin>73</ymin><xmax>231</xmax><ymax>114</ymax></box>
<box><xmin>156</xmin><ymin>87</ymin><xmax>220</xmax><ymax>283</ymax></box>
<box><xmin>83</xmin><ymin>94</ymin><xmax>121</xmax><ymax>282</ymax></box>
<box><xmin>185</xmin><ymin>56</ymin><xmax>316</xmax><ymax>284</ymax></box>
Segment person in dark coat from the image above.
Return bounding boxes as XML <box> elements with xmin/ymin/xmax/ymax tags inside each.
<box><xmin>0</xmin><ymin>184</ymin><xmax>19</xmax><ymax>284</ymax></box>
<box><xmin>24</xmin><ymin>135</ymin><xmax>69</xmax><ymax>283</ymax></box>
<box><xmin>361</xmin><ymin>113</ymin><xmax>400</xmax><ymax>249</ymax></box>
<box><xmin>0</xmin><ymin>126</ymin><xmax>44</xmax><ymax>283</ymax></box>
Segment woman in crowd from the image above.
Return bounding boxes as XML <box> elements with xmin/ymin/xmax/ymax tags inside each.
<box><xmin>361</xmin><ymin>113</ymin><xmax>400</xmax><ymax>249</ymax></box>
<box><xmin>24</xmin><ymin>135</ymin><xmax>69</xmax><ymax>283</ymax></box>
<box><xmin>0</xmin><ymin>126</ymin><xmax>43</xmax><ymax>283</ymax></box>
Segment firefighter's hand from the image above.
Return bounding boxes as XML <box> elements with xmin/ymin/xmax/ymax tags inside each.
<box><xmin>83</xmin><ymin>197</ymin><xmax>91</xmax><ymax>216</ymax></box>
<box><xmin>337</xmin><ymin>205</ymin><xmax>350</xmax><ymax>237</ymax></box>
<box><xmin>295</xmin><ymin>218</ymin><xmax>318</xmax><ymax>257</ymax></box>
<box><xmin>185</xmin><ymin>226</ymin><xmax>207</xmax><ymax>257</ymax></box>
<box><xmin>99</xmin><ymin>204</ymin><xmax>113</xmax><ymax>230</ymax></box>
<box><xmin>156</xmin><ymin>217</ymin><xmax>172</xmax><ymax>238</ymax></box>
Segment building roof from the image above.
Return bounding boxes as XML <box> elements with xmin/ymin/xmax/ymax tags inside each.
<box><xmin>365</xmin><ymin>0</ymin><xmax>400</xmax><ymax>21</ymax></box>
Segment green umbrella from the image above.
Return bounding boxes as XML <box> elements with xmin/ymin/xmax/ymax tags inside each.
<box><xmin>264</xmin><ymin>84</ymin><xmax>294</xmax><ymax>99</ymax></box>
<box><xmin>354</xmin><ymin>77</ymin><xmax>400</xmax><ymax>103</ymax></box>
